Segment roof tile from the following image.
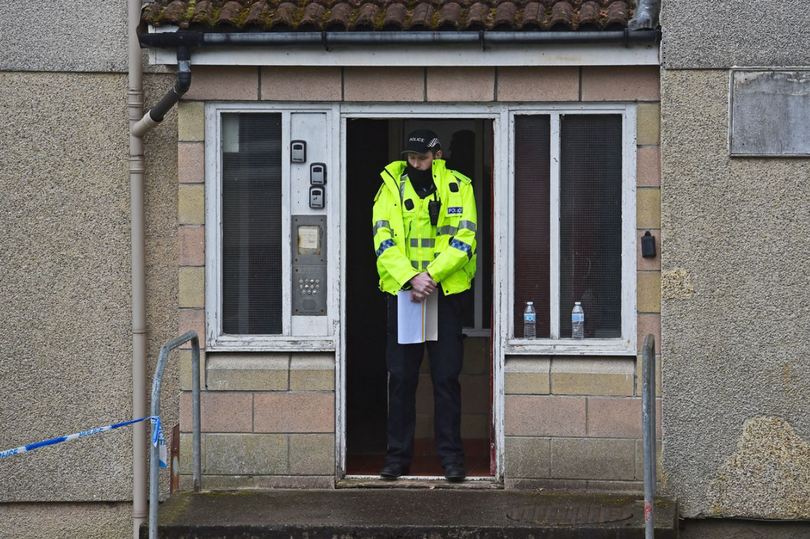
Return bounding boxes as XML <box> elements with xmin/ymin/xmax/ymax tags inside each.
<box><xmin>141</xmin><ymin>2</ymin><xmax>163</xmax><ymax>26</ymax></box>
<box><xmin>141</xmin><ymin>0</ymin><xmax>638</xmax><ymax>32</ymax></box>
<box><xmin>466</xmin><ymin>2</ymin><xmax>491</xmax><ymax>30</ymax></box>
<box><xmin>244</xmin><ymin>2</ymin><xmax>269</xmax><ymax>26</ymax></box>
<box><xmin>520</xmin><ymin>2</ymin><xmax>544</xmax><ymax>30</ymax></box>
<box><xmin>298</xmin><ymin>3</ymin><xmax>326</xmax><ymax>30</ymax></box>
<box><xmin>162</xmin><ymin>0</ymin><xmax>188</xmax><ymax>25</ymax></box>
<box><xmin>217</xmin><ymin>1</ymin><xmax>246</xmax><ymax>27</ymax></box>
<box><xmin>605</xmin><ymin>1</ymin><xmax>630</xmax><ymax>27</ymax></box>
<box><xmin>549</xmin><ymin>1</ymin><xmax>574</xmax><ymax>29</ymax></box>
<box><xmin>271</xmin><ymin>2</ymin><xmax>298</xmax><ymax>30</ymax></box>
<box><xmin>409</xmin><ymin>3</ymin><xmax>435</xmax><ymax>30</ymax></box>
<box><xmin>326</xmin><ymin>3</ymin><xmax>353</xmax><ymax>30</ymax></box>
<box><xmin>493</xmin><ymin>2</ymin><xmax>518</xmax><ymax>30</ymax></box>
<box><xmin>191</xmin><ymin>1</ymin><xmax>217</xmax><ymax>27</ymax></box>
<box><xmin>354</xmin><ymin>4</ymin><xmax>380</xmax><ymax>29</ymax></box>
<box><xmin>382</xmin><ymin>2</ymin><xmax>408</xmax><ymax>29</ymax></box>
<box><xmin>578</xmin><ymin>1</ymin><xmax>602</xmax><ymax>29</ymax></box>
<box><xmin>437</xmin><ymin>3</ymin><xmax>462</xmax><ymax>30</ymax></box>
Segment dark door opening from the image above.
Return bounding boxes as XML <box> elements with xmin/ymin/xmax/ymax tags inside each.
<box><xmin>345</xmin><ymin>118</ymin><xmax>494</xmax><ymax>478</ymax></box>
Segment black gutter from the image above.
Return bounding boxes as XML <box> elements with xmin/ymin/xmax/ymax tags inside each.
<box><xmin>139</xmin><ymin>30</ymin><xmax>661</xmax><ymax>49</ymax></box>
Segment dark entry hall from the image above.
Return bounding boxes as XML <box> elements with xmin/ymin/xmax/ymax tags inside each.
<box><xmin>344</xmin><ymin>118</ymin><xmax>494</xmax><ymax>479</ymax></box>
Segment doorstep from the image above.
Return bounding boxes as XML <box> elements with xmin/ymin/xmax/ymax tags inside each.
<box><xmin>142</xmin><ymin>488</ymin><xmax>678</xmax><ymax>539</ymax></box>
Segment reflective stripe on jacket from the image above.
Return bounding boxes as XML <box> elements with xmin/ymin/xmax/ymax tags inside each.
<box><xmin>372</xmin><ymin>159</ymin><xmax>477</xmax><ymax>296</ymax></box>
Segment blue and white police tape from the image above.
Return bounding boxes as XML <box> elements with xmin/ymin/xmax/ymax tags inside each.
<box><xmin>0</xmin><ymin>416</ymin><xmax>167</xmax><ymax>468</ymax></box>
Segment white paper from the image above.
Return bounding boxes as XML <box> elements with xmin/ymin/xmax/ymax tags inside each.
<box><xmin>397</xmin><ymin>290</ymin><xmax>439</xmax><ymax>344</ymax></box>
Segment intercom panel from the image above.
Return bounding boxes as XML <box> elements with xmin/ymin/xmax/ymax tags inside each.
<box><xmin>292</xmin><ymin>215</ymin><xmax>327</xmax><ymax>316</ymax></box>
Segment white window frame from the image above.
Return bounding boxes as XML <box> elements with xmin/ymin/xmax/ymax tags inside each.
<box><xmin>204</xmin><ymin>102</ymin><xmax>340</xmax><ymax>352</ymax></box>
<box><xmin>503</xmin><ymin>104</ymin><xmax>637</xmax><ymax>356</ymax></box>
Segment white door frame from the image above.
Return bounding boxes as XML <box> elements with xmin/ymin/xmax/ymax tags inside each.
<box><xmin>337</xmin><ymin>104</ymin><xmax>506</xmax><ymax>482</ymax></box>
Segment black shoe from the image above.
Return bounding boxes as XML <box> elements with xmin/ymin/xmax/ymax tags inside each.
<box><xmin>380</xmin><ymin>463</ymin><xmax>410</xmax><ymax>480</ymax></box>
<box><xmin>444</xmin><ymin>463</ymin><xmax>466</xmax><ymax>482</ymax></box>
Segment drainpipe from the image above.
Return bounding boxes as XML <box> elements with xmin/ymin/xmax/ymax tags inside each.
<box><xmin>628</xmin><ymin>0</ymin><xmax>661</xmax><ymax>30</ymax></box>
<box><xmin>129</xmin><ymin>16</ymin><xmax>193</xmax><ymax>539</ymax></box>
<box><xmin>132</xmin><ymin>46</ymin><xmax>192</xmax><ymax>138</ymax></box>
<box><xmin>128</xmin><ymin>0</ymin><xmax>147</xmax><ymax>536</ymax></box>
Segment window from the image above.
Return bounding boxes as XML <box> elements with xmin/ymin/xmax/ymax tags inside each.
<box><xmin>221</xmin><ymin>113</ymin><xmax>283</xmax><ymax>335</ymax></box>
<box><xmin>204</xmin><ymin>104</ymin><xmax>632</xmax><ymax>353</ymax></box>
<box><xmin>509</xmin><ymin>110</ymin><xmax>636</xmax><ymax>353</ymax></box>
<box><xmin>206</xmin><ymin>105</ymin><xmax>336</xmax><ymax>350</ymax></box>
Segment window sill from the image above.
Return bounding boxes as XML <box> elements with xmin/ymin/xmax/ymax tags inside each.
<box><xmin>505</xmin><ymin>338</ymin><xmax>635</xmax><ymax>357</ymax></box>
<box><xmin>207</xmin><ymin>335</ymin><xmax>336</xmax><ymax>353</ymax></box>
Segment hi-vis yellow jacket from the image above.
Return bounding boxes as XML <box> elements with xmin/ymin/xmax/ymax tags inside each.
<box><xmin>372</xmin><ymin>159</ymin><xmax>477</xmax><ymax>296</ymax></box>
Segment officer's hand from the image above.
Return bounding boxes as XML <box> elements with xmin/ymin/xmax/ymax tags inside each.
<box><xmin>410</xmin><ymin>290</ymin><xmax>425</xmax><ymax>303</ymax></box>
<box><xmin>410</xmin><ymin>272</ymin><xmax>436</xmax><ymax>296</ymax></box>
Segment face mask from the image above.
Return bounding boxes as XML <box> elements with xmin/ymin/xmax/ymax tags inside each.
<box><xmin>406</xmin><ymin>164</ymin><xmax>433</xmax><ymax>190</ymax></box>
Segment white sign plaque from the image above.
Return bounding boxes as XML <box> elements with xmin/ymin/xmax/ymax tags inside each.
<box><xmin>730</xmin><ymin>70</ymin><xmax>810</xmax><ymax>157</ymax></box>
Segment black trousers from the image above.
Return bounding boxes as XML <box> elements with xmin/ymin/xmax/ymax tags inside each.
<box><xmin>385</xmin><ymin>291</ymin><xmax>467</xmax><ymax>468</ymax></box>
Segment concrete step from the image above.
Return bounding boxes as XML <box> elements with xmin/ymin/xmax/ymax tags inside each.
<box><xmin>142</xmin><ymin>488</ymin><xmax>678</xmax><ymax>539</ymax></box>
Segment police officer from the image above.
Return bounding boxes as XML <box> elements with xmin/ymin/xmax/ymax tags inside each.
<box><xmin>372</xmin><ymin>129</ymin><xmax>477</xmax><ymax>482</ymax></box>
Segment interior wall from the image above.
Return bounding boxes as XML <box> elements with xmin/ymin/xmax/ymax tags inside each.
<box><xmin>345</xmin><ymin>118</ymin><xmax>391</xmax><ymax>459</ymax></box>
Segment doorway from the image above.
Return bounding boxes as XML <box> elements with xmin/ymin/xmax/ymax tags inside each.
<box><xmin>344</xmin><ymin>117</ymin><xmax>494</xmax><ymax>478</ymax></box>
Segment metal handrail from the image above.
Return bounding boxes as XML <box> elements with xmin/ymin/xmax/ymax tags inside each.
<box><xmin>642</xmin><ymin>334</ymin><xmax>657</xmax><ymax>539</ymax></box>
<box><xmin>149</xmin><ymin>331</ymin><xmax>202</xmax><ymax>539</ymax></box>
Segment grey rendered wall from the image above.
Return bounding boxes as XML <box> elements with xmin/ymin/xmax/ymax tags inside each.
<box><xmin>0</xmin><ymin>503</ymin><xmax>131</xmax><ymax>539</ymax></box>
<box><xmin>661</xmin><ymin>0</ymin><xmax>810</xmax><ymax>69</ymax></box>
<box><xmin>660</xmin><ymin>70</ymin><xmax>810</xmax><ymax>518</ymax></box>
<box><xmin>681</xmin><ymin>518</ymin><xmax>810</xmax><ymax>539</ymax></box>
<box><xmin>660</xmin><ymin>0</ymin><xmax>810</xmax><ymax>520</ymax></box>
<box><xmin>0</xmin><ymin>72</ymin><xmax>132</xmax><ymax>502</ymax></box>
<box><xmin>0</xmin><ymin>1</ymin><xmax>127</xmax><ymax>72</ymax></box>
<box><xmin>0</xmin><ymin>70</ymin><xmax>179</xmax><ymax>535</ymax></box>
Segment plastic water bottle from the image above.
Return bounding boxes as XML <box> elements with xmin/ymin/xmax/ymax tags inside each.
<box><xmin>572</xmin><ymin>302</ymin><xmax>584</xmax><ymax>339</ymax></box>
<box><xmin>523</xmin><ymin>301</ymin><xmax>536</xmax><ymax>339</ymax></box>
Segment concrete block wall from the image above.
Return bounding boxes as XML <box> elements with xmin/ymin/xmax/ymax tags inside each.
<box><xmin>504</xmin><ymin>356</ymin><xmax>662</xmax><ymax>490</ymax></box>
<box><xmin>175</xmin><ymin>65</ymin><xmax>660</xmax><ymax>487</ymax></box>
<box><xmin>176</xmin><ymin>65</ymin><xmax>660</xmax><ymax>104</ymax></box>
<box><xmin>177</xmin><ymin>353</ymin><xmax>336</xmax><ymax>489</ymax></box>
